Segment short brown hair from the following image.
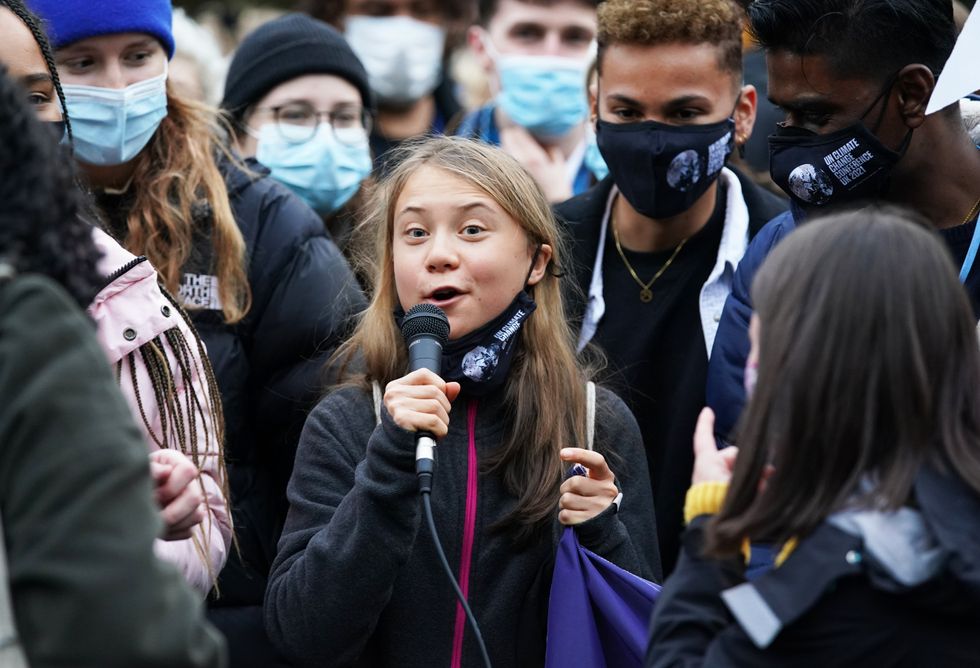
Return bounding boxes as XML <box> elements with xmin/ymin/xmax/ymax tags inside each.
<box><xmin>477</xmin><ymin>0</ymin><xmax>599</xmax><ymax>26</ymax></box>
<box><xmin>597</xmin><ymin>0</ymin><xmax>744</xmax><ymax>76</ymax></box>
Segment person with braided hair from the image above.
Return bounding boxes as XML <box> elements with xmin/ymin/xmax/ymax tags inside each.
<box><xmin>0</xmin><ymin>0</ymin><xmax>231</xmax><ymax>596</ymax></box>
<box><xmin>26</xmin><ymin>1</ymin><xmax>366</xmax><ymax>662</ymax></box>
<box><xmin>0</xmin><ymin>59</ymin><xmax>226</xmax><ymax>667</ymax></box>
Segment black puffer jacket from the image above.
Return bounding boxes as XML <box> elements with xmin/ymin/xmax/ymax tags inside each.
<box><xmin>191</xmin><ymin>159</ymin><xmax>366</xmax><ymax>607</ymax></box>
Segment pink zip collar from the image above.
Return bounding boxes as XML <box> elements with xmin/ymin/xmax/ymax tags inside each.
<box><xmin>451</xmin><ymin>399</ymin><xmax>480</xmax><ymax>667</ymax></box>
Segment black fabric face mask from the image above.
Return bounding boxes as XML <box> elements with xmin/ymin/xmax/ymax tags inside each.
<box><xmin>439</xmin><ymin>291</ymin><xmax>537</xmax><ymax>397</ymax></box>
<box><xmin>596</xmin><ymin>116</ymin><xmax>735</xmax><ymax>220</ymax></box>
<box><xmin>768</xmin><ymin>80</ymin><xmax>913</xmax><ymax>213</ymax></box>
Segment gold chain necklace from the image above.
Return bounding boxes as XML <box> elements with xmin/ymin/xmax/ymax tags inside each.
<box><xmin>963</xmin><ymin>196</ymin><xmax>980</xmax><ymax>226</ymax></box>
<box><xmin>612</xmin><ymin>219</ymin><xmax>688</xmax><ymax>303</ymax></box>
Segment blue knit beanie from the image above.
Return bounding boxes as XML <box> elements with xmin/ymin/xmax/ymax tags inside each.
<box><xmin>27</xmin><ymin>0</ymin><xmax>175</xmax><ymax>58</ymax></box>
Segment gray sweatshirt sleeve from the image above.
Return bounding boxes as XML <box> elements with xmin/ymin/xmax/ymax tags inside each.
<box><xmin>264</xmin><ymin>388</ymin><xmax>423</xmax><ymax>667</ymax></box>
<box><xmin>574</xmin><ymin>387</ymin><xmax>663</xmax><ymax>582</ymax></box>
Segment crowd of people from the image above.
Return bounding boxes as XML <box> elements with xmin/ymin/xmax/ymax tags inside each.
<box><xmin>0</xmin><ymin>0</ymin><xmax>978</xmax><ymax>666</ymax></box>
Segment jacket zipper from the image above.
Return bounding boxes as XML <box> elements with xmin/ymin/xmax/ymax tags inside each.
<box><xmin>99</xmin><ymin>255</ymin><xmax>148</xmax><ymax>292</ymax></box>
<box><xmin>451</xmin><ymin>399</ymin><xmax>480</xmax><ymax>668</ymax></box>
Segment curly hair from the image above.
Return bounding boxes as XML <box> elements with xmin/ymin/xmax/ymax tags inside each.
<box><xmin>597</xmin><ymin>0</ymin><xmax>745</xmax><ymax>75</ymax></box>
<box><xmin>0</xmin><ymin>64</ymin><xmax>101</xmax><ymax>308</ymax></box>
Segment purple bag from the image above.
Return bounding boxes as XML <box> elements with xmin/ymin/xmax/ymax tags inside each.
<box><xmin>545</xmin><ymin>527</ymin><xmax>662</xmax><ymax>668</ymax></box>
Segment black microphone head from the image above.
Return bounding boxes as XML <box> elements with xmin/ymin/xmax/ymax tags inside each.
<box><xmin>401</xmin><ymin>303</ymin><xmax>450</xmax><ymax>345</ymax></box>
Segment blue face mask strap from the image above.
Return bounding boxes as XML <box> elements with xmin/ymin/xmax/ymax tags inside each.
<box><xmin>959</xmin><ymin>222</ymin><xmax>980</xmax><ymax>283</ymax></box>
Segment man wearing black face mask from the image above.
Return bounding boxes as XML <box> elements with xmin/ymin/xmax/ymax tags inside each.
<box><xmin>706</xmin><ymin>0</ymin><xmax>980</xmax><ymax>443</ymax></box>
<box><xmin>556</xmin><ymin>0</ymin><xmax>786</xmax><ymax>575</ymax></box>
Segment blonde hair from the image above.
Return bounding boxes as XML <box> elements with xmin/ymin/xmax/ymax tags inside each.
<box><xmin>120</xmin><ymin>85</ymin><xmax>251</xmax><ymax>324</ymax></box>
<box><xmin>340</xmin><ymin>136</ymin><xmax>589</xmax><ymax>542</ymax></box>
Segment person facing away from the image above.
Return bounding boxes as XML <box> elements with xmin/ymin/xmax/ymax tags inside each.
<box><xmin>455</xmin><ymin>0</ymin><xmax>602</xmax><ymax>203</ymax></box>
<box><xmin>25</xmin><ymin>0</ymin><xmax>367</xmax><ymax>663</ymax></box>
<box><xmin>0</xmin><ymin>60</ymin><xmax>226</xmax><ymax>668</ymax></box>
<box><xmin>555</xmin><ymin>0</ymin><xmax>787</xmax><ymax>576</ymax></box>
<box><xmin>0</xmin><ymin>0</ymin><xmax>231</xmax><ymax>596</ymax></box>
<box><xmin>648</xmin><ymin>208</ymin><xmax>980</xmax><ymax>667</ymax></box>
<box><xmin>264</xmin><ymin>136</ymin><xmax>661</xmax><ymax>667</ymax></box>
<box><xmin>300</xmin><ymin>0</ymin><xmax>467</xmax><ymax>172</ymax></box>
<box><xmin>707</xmin><ymin>0</ymin><xmax>980</xmax><ymax>442</ymax></box>
<box><xmin>222</xmin><ymin>13</ymin><xmax>374</xmax><ymax>257</ymax></box>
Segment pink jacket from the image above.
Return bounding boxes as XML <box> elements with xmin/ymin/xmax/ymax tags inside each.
<box><xmin>87</xmin><ymin>228</ymin><xmax>232</xmax><ymax>595</ymax></box>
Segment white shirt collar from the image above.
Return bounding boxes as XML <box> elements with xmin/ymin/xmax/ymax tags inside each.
<box><xmin>577</xmin><ymin>167</ymin><xmax>751</xmax><ymax>355</ymax></box>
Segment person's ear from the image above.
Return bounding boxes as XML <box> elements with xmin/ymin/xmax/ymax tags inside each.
<box><xmin>526</xmin><ymin>243</ymin><xmax>554</xmax><ymax>286</ymax></box>
<box><xmin>467</xmin><ymin>26</ymin><xmax>495</xmax><ymax>74</ymax></box>
<box><xmin>734</xmin><ymin>83</ymin><xmax>758</xmax><ymax>149</ymax></box>
<box><xmin>589</xmin><ymin>81</ymin><xmax>599</xmax><ymax>125</ymax></box>
<box><xmin>895</xmin><ymin>64</ymin><xmax>934</xmax><ymax>130</ymax></box>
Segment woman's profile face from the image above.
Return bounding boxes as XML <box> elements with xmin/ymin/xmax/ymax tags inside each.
<box><xmin>54</xmin><ymin>32</ymin><xmax>167</xmax><ymax>89</ymax></box>
<box><xmin>391</xmin><ymin>165</ymin><xmax>552</xmax><ymax>340</ymax></box>
<box><xmin>0</xmin><ymin>8</ymin><xmax>61</xmax><ymax>122</ymax></box>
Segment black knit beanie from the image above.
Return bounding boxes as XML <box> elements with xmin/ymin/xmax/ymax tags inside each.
<box><xmin>222</xmin><ymin>13</ymin><xmax>373</xmax><ymax>124</ymax></box>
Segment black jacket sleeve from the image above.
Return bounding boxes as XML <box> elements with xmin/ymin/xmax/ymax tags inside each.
<box><xmin>264</xmin><ymin>388</ymin><xmax>422</xmax><ymax>667</ymax></box>
<box><xmin>576</xmin><ymin>387</ymin><xmax>663</xmax><ymax>582</ymax></box>
<box><xmin>245</xmin><ymin>187</ymin><xmax>367</xmax><ymax>455</ymax></box>
<box><xmin>645</xmin><ymin>517</ymin><xmax>744</xmax><ymax>668</ymax></box>
<box><xmin>0</xmin><ymin>276</ymin><xmax>226</xmax><ymax>668</ymax></box>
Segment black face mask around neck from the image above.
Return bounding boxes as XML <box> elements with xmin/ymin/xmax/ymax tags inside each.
<box><xmin>596</xmin><ymin>114</ymin><xmax>735</xmax><ymax>220</ymax></box>
<box><xmin>394</xmin><ymin>245</ymin><xmax>544</xmax><ymax>396</ymax></box>
<box><xmin>439</xmin><ymin>290</ymin><xmax>537</xmax><ymax>396</ymax></box>
<box><xmin>768</xmin><ymin>79</ymin><xmax>913</xmax><ymax>213</ymax></box>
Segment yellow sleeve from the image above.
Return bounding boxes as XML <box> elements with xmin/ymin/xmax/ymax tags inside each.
<box><xmin>683</xmin><ymin>481</ymin><xmax>729</xmax><ymax>524</ymax></box>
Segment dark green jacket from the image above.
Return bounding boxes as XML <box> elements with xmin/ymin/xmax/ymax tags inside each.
<box><xmin>0</xmin><ymin>275</ymin><xmax>225</xmax><ymax>667</ymax></box>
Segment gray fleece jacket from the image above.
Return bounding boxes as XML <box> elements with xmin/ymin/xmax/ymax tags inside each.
<box><xmin>265</xmin><ymin>384</ymin><xmax>660</xmax><ymax>667</ymax></box>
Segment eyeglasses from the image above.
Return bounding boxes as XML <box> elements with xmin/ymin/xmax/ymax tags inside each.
<box><xmin>255</xmin><ymin>101</ymin><xmax>372</xmax><ymax>146</ymax></box>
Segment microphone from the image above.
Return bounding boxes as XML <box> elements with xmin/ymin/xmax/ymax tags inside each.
<box><xmin>399</xmin><ymin>304</ymin><xmax>451</xmax><ymax>492</ymax></box>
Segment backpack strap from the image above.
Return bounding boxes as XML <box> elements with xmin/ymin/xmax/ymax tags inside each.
<box><xmin>586</xmin><ymin>381</ymin><xmax>596</xmax><ymax>451</ymax></box>
<box><xmin>372</xmin><ymin>381</ymin><xmax>382</xmax><ymax>426</ymax></box>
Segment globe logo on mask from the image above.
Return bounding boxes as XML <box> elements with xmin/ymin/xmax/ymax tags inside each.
<box><xmin>788</xmin><ymin>163</ymin><xmax>835</xmax><ymax>205</ymax></box>
<box><xmin>666</xmin><ymin>150</ymin><xmax>702</xmax><ymax>192</ymax></box>
<box><xmin>462</xmin><ymin>344</ymin><xmax>502</xmax><ymax>381</ymax></box>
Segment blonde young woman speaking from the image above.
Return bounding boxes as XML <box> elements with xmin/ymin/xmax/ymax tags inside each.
<box><xmin>265</xmin><ymin>137</ymin><xmax>661</xmax><ymax>667</ymax></box>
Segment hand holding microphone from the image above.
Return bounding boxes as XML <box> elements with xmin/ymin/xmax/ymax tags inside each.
<box><xmin>386</xmin><ymin>304</ymin><xmax>458</xmax><ymax>491</ymax></box>
<box><xmin>383</xmin><ymin>369</ymin><xmax>460</xmax><ymax>439</ymax></box>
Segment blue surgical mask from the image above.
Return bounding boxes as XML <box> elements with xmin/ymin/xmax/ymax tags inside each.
<box><xmin>62</xmin><ymin>68</ymin><xmax>168</xmax><ymax>166</ymax></box>
<box><xmin>255</xmin><ymin>123</ymin><xmax>373</xmax><ymax>216</ymax></box>
<box><xmin>492</xmin><ymin>50</ymin><xmax>590</xmax><ymax>138</ymax></box>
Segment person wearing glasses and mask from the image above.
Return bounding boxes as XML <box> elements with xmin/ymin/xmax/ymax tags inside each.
<box><xmin>556</xmin><ymin>0</ymin><xmax>786</xmax><ymax>576</ymax></box>
<box><xmin>456</xmin><ymin>0</ymin><xmax>601</xmax><ymax>203</ymax></box>
<box><xmin>223</xmin><ymin>13</ymin><xmax>375</xmax><ymax>255</ymax></box>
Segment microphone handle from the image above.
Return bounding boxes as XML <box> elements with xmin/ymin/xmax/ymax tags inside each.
<box><xmin>407</xmin><ymin>335</ymin><xmax>443</xmax><ymax>492</ymax></box>
<box><xmin>407</xmin><ymin>336</ymin><xmax>442</xmax><ymax>374</ymax></box>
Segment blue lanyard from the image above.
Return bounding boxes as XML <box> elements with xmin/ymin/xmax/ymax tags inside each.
<box><xmin>959</xmin><ymin>215</ymin><xmax>980</xmax><ymax>283</ymax></box>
